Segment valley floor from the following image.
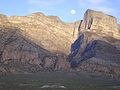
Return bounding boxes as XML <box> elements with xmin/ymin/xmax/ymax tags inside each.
<box><xmin>0</xmin><ymin>72</ymin><xmax>120</xmax><ymax>90</ymax></box>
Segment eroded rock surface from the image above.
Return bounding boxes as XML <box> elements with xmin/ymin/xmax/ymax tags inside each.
<box><xmin>80</xmin><ymin>9</ymin><xmax>120</xmax><ymax>39</ymax></box>
<box><xmin>7</xmin><ymin>13</ymin><xmax>79</xmax><ymax>54</ymax></box>
<box><xmin>0</xmin><ymin>13</ymin><xmax>76</xmax><ymax>74</ymax></box>
<box><xmin>68</xmin><ymin>9</ymin><xmax>120</xmax><ymax>80</ymax></box>
<box><xmin>0</xmin><ymin>26</ymin><xmax>70</xmax><ymax>74</ymax></box>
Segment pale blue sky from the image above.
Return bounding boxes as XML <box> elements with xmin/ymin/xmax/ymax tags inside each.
<box><xmin>0</xmin><ymin>0</ymin><xmax>120</xmax><ymax>22</ymax></box>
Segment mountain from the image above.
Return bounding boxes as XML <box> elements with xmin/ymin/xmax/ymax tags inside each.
<box><xmin>7</xmin><ymin>12</ymin><xmax>79</xmax><ymax>54</ymax></box>
<box><xmin>0</xmin><ymin>12</ymin><xmax>79</xmax><ymax>74</ymax></box>
<box><xmin>0</xmin><ymin>9</ymin><xmax>120</xmax><ymax>80</ymax></box>
<box><xmin>68</xmin><ymin>9</ymin><xmax>120</xmax><ymax>80</ymax></box>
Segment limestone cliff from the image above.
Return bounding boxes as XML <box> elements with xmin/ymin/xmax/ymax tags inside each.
<box><xmin>7</xmin><ymin>12</ymin><xmax>79</xmax><ymax>54</ymax></box>
<box><xmin>80</xmin><ymin>9</ymin><xmax>120</xmax><ymax>39</ymax></box>
<box><xmin>68</xmin><ymin>9</ymin><xmax>120</xmax><ymax>80</ymax></box>
<box><xmin>0</xmin><ymin>12</ymin><xmax>79</xmax><ymax>73</ymax></box>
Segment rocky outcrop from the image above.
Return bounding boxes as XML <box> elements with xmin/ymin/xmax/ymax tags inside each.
<box><xmin>68</xmin><ymin>9</ymin><xmax>120</xmax><ymax>80</ymax></box>
<box><xmin>68</xmin><ymin>33</ymin><xmax>120</xmax><ymax>80</ymax></box>
<box><xmin>0</xmin><ymin>26</ymin><xmax>70</xmax><ymax>74</ymax></box>
<box><xmin>80</xmin><ymin>9</ymin><xmax>120</xmax><ymax>39</ymax></box>
<box><xmin>69</xmin><ymin>32</ymin><xmax>120</xmax><ymax>65</ymax></box>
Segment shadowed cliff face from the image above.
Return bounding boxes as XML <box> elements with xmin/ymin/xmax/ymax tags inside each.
<box><xmin>68</xmin><ymin>32</ymin><xmax>120</xmax><ymax>80</ymax></box>
<box><xmin>69</xmin><ymin>35</ymin><xmax>120</xmax><ymax>65</ymax></box>
<box><xmin>68</xmin><ymin>34</ymin><xmax>84</xmax><ymax>63</ymax></box>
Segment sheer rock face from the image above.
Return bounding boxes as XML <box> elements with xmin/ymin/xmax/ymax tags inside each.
<box><xmin>68</xmin><ymin>9</ymin><xmax>120</xmax><ymax>80</ymax></box>
<box><xmin>0</xmin><ymin>13</ymin><xmax>76</xmax><ymax>74</ymax></box>
<box><xmin>68</xmin><ymin>32</ymin><xmax>120</xmax><ymax>80</ymax></box>
<box><xmin>80</xmin><ymin>9</ymin><xmax>120</xmax><ymax>39</ymax></box>
<box><xmin>7</xmin><ymin>13</ymin><xmax>79</xmax><ymax>54</ymax></box>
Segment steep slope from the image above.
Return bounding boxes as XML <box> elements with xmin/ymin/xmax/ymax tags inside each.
<box><xmin>0</xmin><ymin>26</ymin><xmax>69</xmax><ymax>74</ymax></box>
<box><xmin>0</xmin><ymin>13</ymin><xmax>75</xmax><ymax>74</ymax></box>
<box><xmin>7</xmin><ymin>12</ymin><xmax>79</xmax><ymax>54</ymax></box>
<box><xmin>68</xmin><ymin>9</ymin><xmax>120</xmax><ymax>80</ymax></box>
<box><xmin>79</xmin><ymin>9</ymin><xmax>120</xmax><ymax>39</ymax></box>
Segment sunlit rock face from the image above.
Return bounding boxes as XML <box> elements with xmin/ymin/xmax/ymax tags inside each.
<box><xmin>80</xmin><ymin>9</ymin><xmax>120</xmax><ymax>39</ymax></box>
<box><xmin>7</xmin><ymin>12</ymin><xmax>79</xmax><ymax>54</ymax></box>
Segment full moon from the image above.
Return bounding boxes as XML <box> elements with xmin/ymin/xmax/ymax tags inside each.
<box><xmin>70</xmin><ymin>9</ymin><xmax>76</xmax><ymax>15</ymax></box>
